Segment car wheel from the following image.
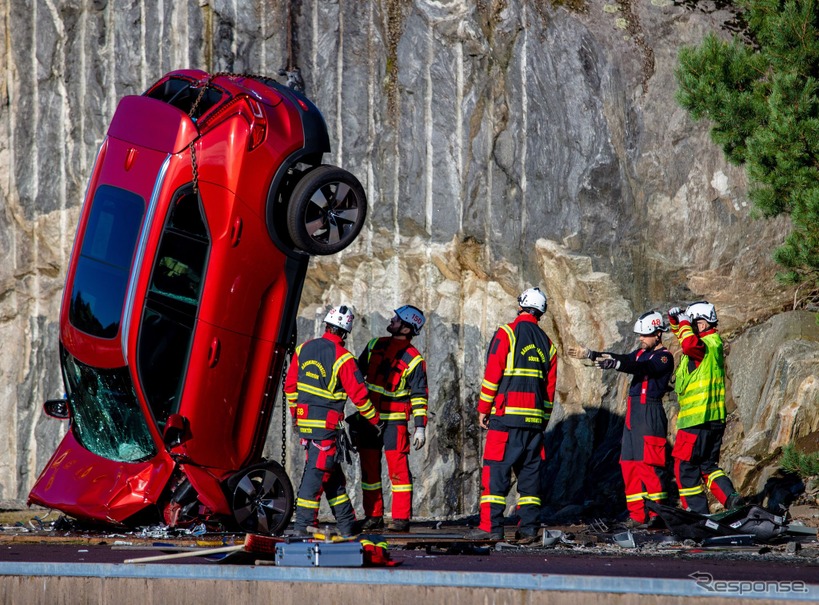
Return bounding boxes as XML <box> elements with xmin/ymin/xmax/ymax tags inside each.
<box><xmin>286</xmin><ymin>165</ymin><xmax>367</xmax><ymax>255</ymax></box>
<box><xmin>231</xmin><ymin>462</ymin><xmax>294</xmax><ymax>535</ymax></box>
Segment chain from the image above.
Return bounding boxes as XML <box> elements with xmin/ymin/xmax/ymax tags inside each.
<box><xmin>187</xmin><ymin>72</ymin><xmax>289</xmax><ymax>195</ymax></box>
<box><xmin>189</xmin><ymin>141</ymin><xmax>199</xmax><ymax>195</ymax></box>
<box><xmin>280</xmin><ymin>336</ymin><xmax>297</xmax><ymax>467</ymax></box>
<box><xmin>280</xmin><ymin>355</ymin><xmax>288</xmax><ymax>468</ymax></box>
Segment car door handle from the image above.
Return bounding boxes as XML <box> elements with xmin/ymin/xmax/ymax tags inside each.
<box><xmin>208</xmin><ymin>337</ymin><xmax>221</xmax><ymax>367</ymax></box>
<box><xmin>230</xmin><ymin>217</ymin><xmax>243</xmax><ymax>247</ymax></box>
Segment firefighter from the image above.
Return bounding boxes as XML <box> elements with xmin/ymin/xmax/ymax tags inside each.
<box><xmin>355</xmin><ymin>305</ymin><xmax>429</xmax><ymax>533</ymax></box>
<box><xmin>464</xmin><ymin>288</ymin><xmax>557</xmax><ymax>544</ymax></box>
<box><xmin>667</xmin><ymin>301</ymin><xmax>743</xmax><ymax>513</ymax></box>
<box><xmin>568</xmin><ymin>311</ymin><xmax>673</xmax><ymax>528</ymax></box>
<box><xmin>284</xmin><ymin>305</ymin><xmax>382</xmax><ymax>536</ymax></box>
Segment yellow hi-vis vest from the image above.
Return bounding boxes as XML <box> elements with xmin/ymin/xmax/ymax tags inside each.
<box><xmin>675</xmin><ymin>332</ymin><xmax>726</xmax><ymax>429</ymax></box>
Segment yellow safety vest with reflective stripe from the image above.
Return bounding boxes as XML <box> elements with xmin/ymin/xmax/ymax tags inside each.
<box><xmin>675</xmin><ymin>332</ymin><xmax>726</xmax><ymax>429</ymax></box>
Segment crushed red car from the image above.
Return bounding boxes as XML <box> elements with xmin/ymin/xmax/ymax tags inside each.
<box><xmin>28</xmin><ymin>70</ymin><xmax>368</xmax><ymax>534</ymax></box>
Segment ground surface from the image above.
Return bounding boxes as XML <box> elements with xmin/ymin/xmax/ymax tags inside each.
<box><xmin>0</xmin><ymin>506</ymin><xmax>817</xmax><ymax>583</ymax></box>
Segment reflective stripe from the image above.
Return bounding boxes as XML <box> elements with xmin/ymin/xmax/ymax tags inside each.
<box><xmin>296</xmin><ymin>382</ymin><xmax>347</xmax><ymax>401</ymax></box>
<box><xmin>626</xmin><ymin>492</ymin><xmax>649</xmax><ymax>502</ymax></box>
<box><xmin>361</xmin><ymin>482</ymin><xmax>382</xmax><ymax>491</ymax></box>
<box><xmin>504</xmin><ymin>368</ymin><xmax>544</xmax><ymax>378</ymax></box>
<box><xmin>517</xmin><ymin>496</ymin><xmax>541</xmax><ymax>507</ymax></box>
<box><xmin>480</xmin><ymin>393</ymin><xmax>495</xmax><ymax>404</ymax></box>
<box><xmin>482</xmin><ymin>378</ymin><xmax>499</xmax><ymax>390</ymax></box>
<box><xmin>380</xmin><ymin>412</ymin><xmax>407</xmax><ymax>421</ymax></box>
<box><xmin>502</xmin><ymin>325</ymin><xmax>516</xmax><ymax>370</ymax></box>
<box><xmin>297</xmin><ymin>418</ymin><xmax>339</xmax><ymax>429</ymax></box>
<box><xmin>503</xmin><ymin>407</ymin><xmax>547</xmax><ymax>418</ymax></box>
<box><xmin>358</xmin><ymin>401</ymin><xmax>377</xmax><ymax>419</ymax></box>
<box><xmin>480</xmin><ymin>495</ymin><xmax>507</xmax><ymax>506</ymax></box>
<box><xmin>679</xmin><ymin>486</ymin><xmax>704</xmax><ymax>497</ymax></box>
<box><xmin>297</xmin><ymin>498</ymin><xmax>320</xmax><ymax>509</ymax></box>
<box><xmin>647</xmin><ymin>492</ymin><xmax>667</xmax><ymax>501</ymax></box>
<box><xmin>412</xmin><ymin>409</ymin><xmax>427</xmax><ymax>417</ymax></box>
<box><xmin>368</xmin><ymin>383</ymin><xmax>412</xmax><ymax>398</ymax></box>
<box><xmin>327</xmin><ymin>494</ymin><xmax>350</xmax><ymax>507</ymax></box>
<box><xmin>706</xmin><ymin>470</ymin><xmax>726</xmax><ymax>489</ymax></box>
<box><xmin>392</xmin><ymin>484</ymin><xmax>413</xmax><ymax>493</ymax></box>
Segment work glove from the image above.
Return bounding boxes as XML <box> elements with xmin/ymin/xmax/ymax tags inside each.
<box><xmin>668</xmin><ymin>306</ymin><xmax>681</xmax><ymax>319</ymax></box>
<box><xmin>413</xmin><ymin>426</ymin><xmax>426</xmax><ymax>450</ymax></box>
<box><xmin>567</xmin><ymin>346</ymin><xmax>602</xmax><ymax>361</ymax></box>
<box><xmin>595</xmin><ymin>356</ymin><xmax>620</xmax><ymax>370</ymax></box>
<box><xmin>677</xmin><ymin>313</ymin><xmax>692</xmax><ymax>324</ymax></box>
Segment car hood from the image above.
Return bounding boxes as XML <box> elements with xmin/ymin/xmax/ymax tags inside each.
<box><xmin>28</xmin><ymin>429</ymin><xmax>175</xmax><ymax>525</ymax></box>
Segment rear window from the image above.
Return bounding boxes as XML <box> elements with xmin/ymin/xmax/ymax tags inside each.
<box><xmin>145</xmin><ymin>77</ymin><xmax>225</xmax><ymax>121</ymax></box>
<box><xmin>69</xmin><ymin>185</ymin><xmax>145</xmax><ymax>338</ymax></box>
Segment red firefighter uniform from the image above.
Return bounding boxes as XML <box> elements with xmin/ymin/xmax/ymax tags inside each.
<box><xmin>597</xmin><ymin>347</ymin><xmax>673</xmax><ymax>523</ymax></box>
<box><xmin>669</xmin><ymin>315</ymin><xmax>736</xmax><ymax>513</ymax></box>
<box><xmin>357</xmin><ymin>337</ymin><xmax>428</xmax><ymax>522</ymax></box>
<box><xmin>284</xmin><ymin>331</ymin><xmax>380</xmax><ymax>534</ymax></box>
<box><xmin>477</xmin><ymin>313</ymin><xmax>557</xmax><ymax>536</ymax></box>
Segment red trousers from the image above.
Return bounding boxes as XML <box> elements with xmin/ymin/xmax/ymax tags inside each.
<box><xmin>620</xmin><ymin>398</ymin><xmax>668</xmax><ymax>523</ymax></box>
<box><xmin>359</xmin><ymin>423</ymin><xmax>413</xmax><ymax>520</ymax></box>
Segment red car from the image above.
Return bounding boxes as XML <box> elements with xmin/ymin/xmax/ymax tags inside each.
<box><xmin>27</xmin><ymin>70</ymin><xmax>367</xmax><ymax>535</ymax></box>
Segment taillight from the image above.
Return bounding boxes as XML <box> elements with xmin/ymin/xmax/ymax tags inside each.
<box><xmin>124</xmin><ymin>147</ymin><xmax>138</xmax><ymax>171</ymax></box>
<box><xmin>246</xmin><ymin>98</ymin><xmax>267</xmax><ymax>150</ymax></box>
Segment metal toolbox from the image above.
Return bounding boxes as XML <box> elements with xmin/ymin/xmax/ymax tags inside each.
<box><xmin>275</xmin><ymin>541</ymin><xmax>363</xmax><ymax>567</ymax></box>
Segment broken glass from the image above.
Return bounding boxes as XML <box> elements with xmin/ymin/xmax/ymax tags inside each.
<box><xmin>62</xmin><ymin>349</ymin><xmax>156</xmax><ymax>463</ymax></box>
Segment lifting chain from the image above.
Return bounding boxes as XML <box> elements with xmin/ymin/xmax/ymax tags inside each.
<box><xmin>280</xmin><ymin>336</ymin><xmax>297</xmax><ymax>468</ymax></box>
<box><xmin>280</xmin><ymin>354</ymin><xmax>289</xmax><ymax>468</ymax></box>
<box><xmin>184</xmin><ymin>70</ymin><xmax>304</xmax><ymax>196</ymax></box>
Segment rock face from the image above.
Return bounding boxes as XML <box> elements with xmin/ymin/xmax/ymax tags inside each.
<box><xmin>1</xmin><ymin>1</ymin><xmax>816</xmax><ymax>522</ymax></box>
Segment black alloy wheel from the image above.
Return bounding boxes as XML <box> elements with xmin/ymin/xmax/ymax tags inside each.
<box><xmin>286</xmin><ymin>165</ymin><xmax>368</xmax><ymax>255</ymax></box>
<box><xmin>231</xmin><ymin>461</ymin><xmax>294</xmax><ymax>535</ymax></box>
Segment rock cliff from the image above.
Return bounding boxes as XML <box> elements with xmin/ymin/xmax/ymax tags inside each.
<box><xmin>0</xmin><ymin>0</ymin><xmax>815</xmax><ymax>522</ymax></box>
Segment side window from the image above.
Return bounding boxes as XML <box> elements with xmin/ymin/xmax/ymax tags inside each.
<box><xmin>69</xmin><ymin>186</ymin><xmax>145</xmax><ymax>338</ymax></box>
<box><xmin>137</xmin><ymin>187</ymin><xmax>209</xmax><ymax>427</ymax></box>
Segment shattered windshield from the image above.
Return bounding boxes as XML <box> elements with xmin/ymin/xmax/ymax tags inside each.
<box><xmin>62</xmin><ymin>349</ymin><xmax>156</xmax><ymax>462</ymax></box>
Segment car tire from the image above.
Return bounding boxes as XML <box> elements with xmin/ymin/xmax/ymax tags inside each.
<box><xmin>286</xmin><ymin>165</ymin><xmax>367</xmax><ymax>255</ymax></box>
<box><xmin>230</xmin><ymin>461</ymin><xmax>294</xmax><ymax>535</ymax></box>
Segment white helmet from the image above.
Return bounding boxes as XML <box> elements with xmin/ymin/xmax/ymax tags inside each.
<box><xmin>685</xmin><ymin>301</ymin><xmax>718</xmax><ymax>325</ymax></box>
<box><xmin>518</xmin><ymin>287</ymin><xmax>547</xmax><ymax>313</ymax></box>
<box><xmin>324</xmin><ymin>305</ymin><xmax>355</xmax><ymax>333</ymax></box>
<box><xmin>395</xmin><ymin>305</ymin><xmax>426</xmax><ymax>335</ymax></box>
<box><xmin>633</xmin><ymin>311</ymin><xmax>668</xmax><ymax>335</ymax></box>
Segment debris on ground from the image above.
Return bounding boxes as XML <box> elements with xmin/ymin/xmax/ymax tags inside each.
<box><xmin>0</xmin><ymin>502</ymin><xmax>816</xmax><ymax>567</ymax></box>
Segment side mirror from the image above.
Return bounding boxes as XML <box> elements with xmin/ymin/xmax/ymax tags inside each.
<box><xmin>163</xmin><ymin>413</ymin><xmax>190</xmax><ymax>448</ymax></box>
<box><xmin>43</xmin><ymin>399</ymin><xmax>70</xmax><ymax>420</ymax></box>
